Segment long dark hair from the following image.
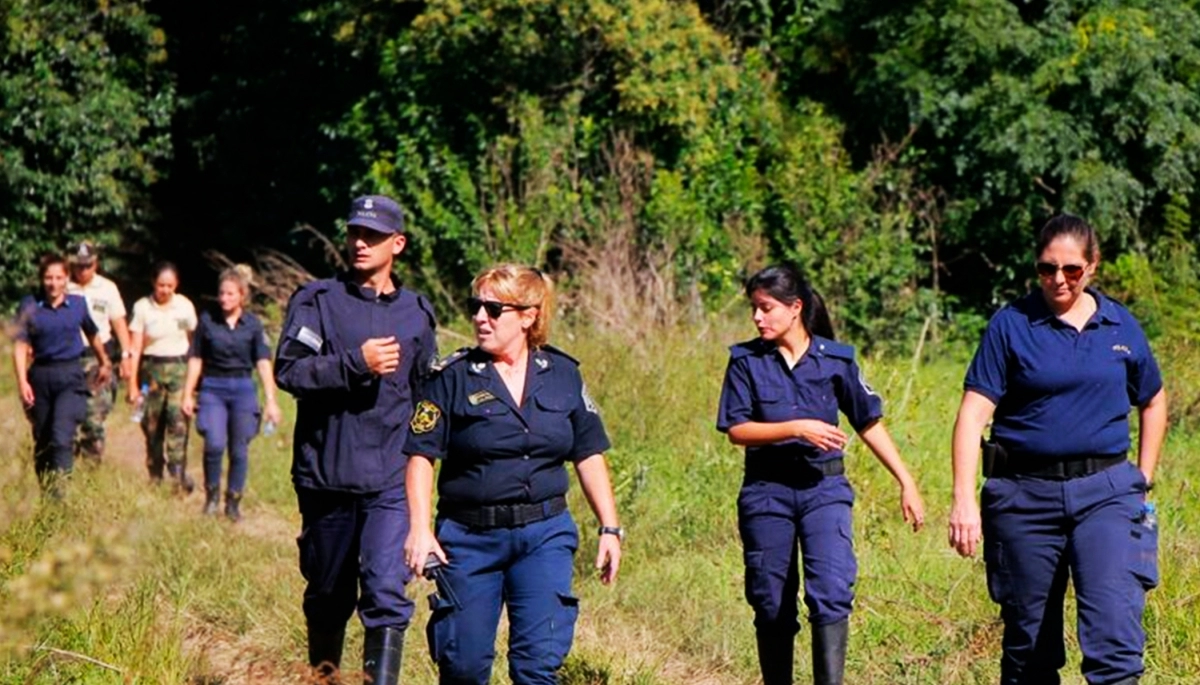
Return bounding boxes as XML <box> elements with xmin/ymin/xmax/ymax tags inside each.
<box><xmin>1036</xmin><ymin>214</ymin><xmax>1100</xmax><ymax>263</ymax></box>
<box><xmin>745</xmin><ymin>264</ymin><xmax>835</xmax><ymax>340</ymax></box>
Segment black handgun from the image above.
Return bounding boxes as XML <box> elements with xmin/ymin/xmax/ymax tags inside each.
<box><xmin>422</xmin><ymin>556</ymin><xmax>462</xmax><ymax>610</ymax></box>
<box><xmin>981</xmin><ymin>437</ymin><xmax>1007</xmax><ymax>478</ymax></box>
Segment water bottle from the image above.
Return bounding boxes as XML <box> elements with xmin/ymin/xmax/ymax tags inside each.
<box><xmin>262</xmin><ymin>420</ymin><xmax>277</xmax><ymax>437</ymax></box>
<box><xmin>1140</xmin><ymin>502</ymin><xmax>1157</xmax><ymax>531</ymax></box>
<box><xmin>130</xmin><ymin>383</ymin><xmax>149</xmax><ymax>423</ymax></box>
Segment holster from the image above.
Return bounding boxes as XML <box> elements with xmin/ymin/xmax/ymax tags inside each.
<box><xmin>981</xmin><ymin>438</ymin><xmax>1007</xmax><ymax>478</ymax></box>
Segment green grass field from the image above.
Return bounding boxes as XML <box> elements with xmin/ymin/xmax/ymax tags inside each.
<box><xmin>1</xmin><ymin>320</ymin><xmax>1198</xmax><ymax>684</ymax></box>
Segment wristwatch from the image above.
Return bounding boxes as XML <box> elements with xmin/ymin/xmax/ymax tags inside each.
<box><xmin>598</xmin><ymin>526</ymin><xmax>624</xmax><ymax>541</ymax></box>
<box><xmin>121</xmin><ymin>350</ymin><xmax>134</xmax><ymax>360</ymax></box>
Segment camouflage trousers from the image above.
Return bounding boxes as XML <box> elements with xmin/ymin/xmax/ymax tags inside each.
<box><xmin>139</xmin><ymin>358</ymin><xmax>189</xmax><ymax>480</ymax></box>
<box><xmin>76</xmin><ymin>353</ymin><xmax>117</xmax><ymax>461</ymax></box>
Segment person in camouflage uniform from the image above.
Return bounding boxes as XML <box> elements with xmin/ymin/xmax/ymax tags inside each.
<box><xmin>128</xmin><ymin>262</ymin><xmax>198</xmax><ymax>490</ymax></box>
<box><xmin>68</xmin><ymin>241</ymin><xmax>132</xmax><ymax>463</ymax></box>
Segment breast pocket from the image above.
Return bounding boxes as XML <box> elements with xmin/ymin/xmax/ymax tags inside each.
<box><xmin>533</xmin><ymin>393</ymin><xmax>575</xmax><ymax>445</ymax></box>
<box><xmin>754</xmin><ymin>383</ymin><xmax>793</xmax><ymax>422</ymax></box>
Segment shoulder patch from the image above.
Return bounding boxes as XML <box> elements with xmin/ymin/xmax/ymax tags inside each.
<box><xmin>430</xmin><ymin>346</ymin><xmax>471</xmax><ymax>373</ymax></box>
<box><xmin>538</xmin><ymin>344</ymin><xmax>579</xmax><ymax>365</ymax></box>
<box><xmin>410</xmin><ymin>400</ymin><xmax>442</xmax><ymax>434</ymax></box>
<box><xmin>814</xmin><ymin>338</ymin><xmax>856</xmax><ymax>361</ymax></box>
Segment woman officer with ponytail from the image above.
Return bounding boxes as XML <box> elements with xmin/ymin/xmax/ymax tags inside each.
<box><xmin>716</xmin><ymin>264</ymin><xmax>925</xmax><ymax>685</ymax></box>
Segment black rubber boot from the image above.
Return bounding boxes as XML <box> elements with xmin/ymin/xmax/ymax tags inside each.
<box><xmin>755</xmin><ymin>630</ymin><xmax>795</xmax><ymax>685</ymax></box>
<box><xmin>363</xmin><ymin>626</ymin><xmax>404</xmax><ymax>685</ymax></box>
<box><xmin>203</xmin><ymin>486</ymin><xmax>220</xmax><ymax>515</ymax></box>
<box><xmin>308</xmin><ymin>627</ymin><xmax>345</xmax><ymax>683</ymax></box>
<box><xmin>812</xmin><ymin>620</ymin><xmax>848</xmax><ymax>685</ymax></box>
<box><xmin>224</xmin><ymin>490</ymin><xmax>242</xmax><ymax>523</ymax></box>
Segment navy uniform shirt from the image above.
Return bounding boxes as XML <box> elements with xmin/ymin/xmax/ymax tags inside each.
<box><xmin>964</xmin><ymin>288</ymin><xmax>1162</xmax><ymax>457</ymax></box>
<box><xmin>15</xmin><ymin>294</ymin><xmax>97</xmax><ymax>362</ymax></box>
<box><xmin>189</xmin><ymin>309</ymin><xmax>272</xmax><ymax>375</ymax></box>
<box><xmin>716</xmin><ymin>335</ymin><xmax>883</xmax><ymax>466</ymax></box>
<box><xmin>404</xmin><ymin>345</ymin><xmax>610</xmax><ymax>508</ymax></box>
<box><xmin>275</xmin><ymin>273</ymin><xmax>438</xmax><ymax>493</ymax></box>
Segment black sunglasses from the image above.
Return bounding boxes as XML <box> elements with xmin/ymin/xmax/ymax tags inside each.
<box><xmin>466</xmin><ymin>297</ymin><xmax>533</xmax><ymax>319</ymax></box>
<box><xmin>1035</xmin><ymin>262</ymin><xmax>1086</xmax><ymax>280</ymax></box>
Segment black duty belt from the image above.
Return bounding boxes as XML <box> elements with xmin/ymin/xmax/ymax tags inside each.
<box><xmin>440</xmin><ymin>495</ymin><xmax>567</xmax><ymax>529</ymax></box>
<box><xmin>33</xmin><ymin>357</ymin><xmax>84</xmax><ymax>369</ymax></box>
<box><xmin>997</xmin><ymin>453</ymin><xmax>1125</xmax><ymax>480</ymax></box>
<box><xmin>204</xmin><ymin>368</ymin><xmax>253</xmax><ymax>378</ymax></box>
<box><xmin>143</xmin><ymin>355</ymin><xmax>187</xmax><ymax>364</ymax></box>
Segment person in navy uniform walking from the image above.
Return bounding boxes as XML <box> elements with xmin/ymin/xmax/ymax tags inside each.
<box><xmin>181</xmin><ymin>265</ymin><xmax>283</xmax><ymax>522</ymax></box>
<box><xmin>275</xmin><ymin>195</ymin><xmax>437</xmax><ymax>685</ymax></box>
<box><xmin>403</xmin><ymin>264</ymin><xmax>621</xmax><ymax>685</ymax></box>
<box><xmin>12</xmin><ymin>253</ymin><xmax>112</xmax><ymax>497</ymax></box>
<box><xmin>949</xmin><ymin>215</ymin><xmax>1167</xmax><ymax>685</ymax></box>
<box><xmin>717</xmin><ymin>264</ymin><xmax>924</xmax><ymax>685</ymax></box>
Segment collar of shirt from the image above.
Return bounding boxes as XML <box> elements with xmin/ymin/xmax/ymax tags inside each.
<box><xmin>37</xmin><ymin>295</ymin><xmax>75</xmax><ymax>310</ymax></box>
<box><xmin>1026</xmin><ymin>287</ymin><xmax>1121</xmax><ymax>328</ymax></box>
<box><xmin>464</xmin><ymin>346</ymin><xmax>557</xmax><ymax>409</ymax></box>
<box><xmin>338</xmin><ymin>272</ymin><xmax>403</xmax><ymax>302</ymax></box>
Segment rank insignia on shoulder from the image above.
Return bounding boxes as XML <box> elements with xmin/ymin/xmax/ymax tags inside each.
<box><xmin>410</xmin><ymin>400</ymin><xmax>442</xmax><ymax>434</ymax></box>
<box><xmin>430</xmin><ymin>347</ymin><xmax>469</xmax><ymax>373</ymax></box>
<box><xmin>468</xmin><ymin>390</ymin><xmax>497</xmax><ymax>406</ymax></box>
<box><xmin>534</xmin><ymin>355</ymin><xmax>549</xmax><ymax>370</ymax></box>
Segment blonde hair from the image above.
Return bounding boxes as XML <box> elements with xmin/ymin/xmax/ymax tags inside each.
<box><xmin>472</xmin><ymin>264</ymin><xmax>555</xmax><ymax>347</ymax></box>
<box><xmin>218</xmin><ymin>264</ymin><xmax>254</xmax><ymax>304</ymax></box>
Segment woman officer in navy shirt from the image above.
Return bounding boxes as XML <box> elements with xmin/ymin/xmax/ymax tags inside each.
<box><xmin>404</xmin><ymin>264</ymin><xmax>621</xmax><ymax>685</ymax></box>
<box><xmin>949</xmin><ymin>215</ymin><xmax>1167</xmax><ymax>685</ymax></box>
<box><xmin>717</xmin><ymin>264</ymin><xmax>924</xmax><ymax>685</ymax></box>
<box><xmin>12</xmin><ymin>253</ymin><xmax>112</xmax><ymax>497</ymax></box>
<box><xmin>181</xmin><ymin>265</ymin><xmax>283</xmax><ymax>522</ymax></box>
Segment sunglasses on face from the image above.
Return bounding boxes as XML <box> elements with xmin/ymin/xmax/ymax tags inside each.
<box><xmin>1035</xmin><ymin>262</ymin><xmax>1087</xmax><ymax>280</ymax></box>
<box><xmin>466</xmin><ymin>297</ymin><xmax>533</xmax><ymax>319</ymax></box>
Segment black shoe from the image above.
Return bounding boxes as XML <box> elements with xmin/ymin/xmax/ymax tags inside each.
<box><xmin>812</xmin><ymin>619</ymin><xmax>848</xmax><ymax>685</ymax></box>
<box><xmin>203</xmin><ymin>486</ymin><xmax>220</xmax><ymax>516</ymax></box>
<box><xmin>363</xmin><ymin>627</ymin><xmax>404</xmax><ymax>685</ymax></box>
<box><xmin>224</xmin><ymin>490</ymin><xmax>242</xmax><ymax>522</ymax></box>
<box><xmin>308</xmin><ymin>627</ymin><xmax>345</xmax><ymax>682</ymax></box>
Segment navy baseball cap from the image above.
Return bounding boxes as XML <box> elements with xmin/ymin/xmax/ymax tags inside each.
<box><xmin>347</xmin><ymin>195</ymin><xmax>405</xmax><ymax>234</ymax></box>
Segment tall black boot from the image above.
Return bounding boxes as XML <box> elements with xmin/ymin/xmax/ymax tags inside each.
<box><xmin>203</xmin><ymin>486</ymin><xmax>220</xmax><ymax>515</ymax></box>
<box><xmin>363</xmin><ymin>626</ymin><xmax>404</xmax><ymax>685</ymax></box>
<box><xmin>756</xmin><ymin>630</ymin><xmax>795</xmax><ymax>685</ymax></box>
<box><xmin>812</xmin><ymin>619</ymin><xmax>848</xmax><ymax>685</ymax></box>
<box><xmin>224</xmin><ymin>490</ymin><xmax>242</xmax><ymax>523</ymax></box>
<box><xmin>308</xmin><ymin>626</ymin><xmax>345</xmax><ymax>683</ymax></box>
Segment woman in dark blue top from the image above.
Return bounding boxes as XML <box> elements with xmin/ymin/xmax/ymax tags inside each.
<box><xmin>403</xmin><ymin>264</ymin><xmax>621</xmax><ymax>685</ymax></box>
<box><xmin>181</xmin><ymin>265</ymin><xmax>281</xmax><ymax>522</ymax></box>
<box><xmin>12</xmin><ymin>253</ymin><xmax>112</xmax><ymax>496</ymax></box>
<box><xmin>717</xmin><ymin>264</ymin><xmax>924</xmax><ymax>685</ymax></box>
<box><xmin>949</xmin><ymin>215</ymin><xmax>1167</xmax><ymax>685</ymax></box>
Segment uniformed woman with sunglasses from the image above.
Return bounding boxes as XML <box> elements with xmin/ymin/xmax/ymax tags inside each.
<box><xmin>404</xmin><ymin>263</ymin><xmax>621</xmax><ymax>685</ymax></box>
<box><xmin>949</xmin><ymin>214</ymin><xmax>1168</xmax><ymax>685</ymax></box>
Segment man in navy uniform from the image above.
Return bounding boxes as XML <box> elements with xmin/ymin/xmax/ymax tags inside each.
<box><xmin>275</xmin><ymin>195</ymin><xmax>437</xmax><ymax>685</ymax></box>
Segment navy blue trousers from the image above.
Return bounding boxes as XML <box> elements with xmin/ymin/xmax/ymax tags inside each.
<box><xmin>738</xmin><ymin>476</ymin><xmax>856</xmax><ymax>684</ymax></box>
<box><xmin>27</xmin><ymin>362</ymin><xmax>88</xmax><ymax>487</ymax></box>
<box><xmin>196</xmin><ymin>376</ymin><xmax>259</xmax><ymax>493</ymax></box>
<box><xmin>427</xmin><ymin>511</ymin><xmax>580</xmax><ymax>685</ymax></box>
<box><xmin>296</xmin><ymin>485</ymin><xmax>414</xmax><ymax>632</ymax></box>
<box><xmin>982</xmin><ymin>461</ymin><xmax>1156</xmax><ymax>685</ymax></box>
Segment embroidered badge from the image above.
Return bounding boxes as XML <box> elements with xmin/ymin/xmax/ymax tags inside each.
<box><xmin>857</xmin><ymin>369</ymin><xmax>878</xmax><ymax>397</ymax></box>
<box><xmin>296</xmin><ymin>325</ymin><xmax>323</xmax><ymax>353</ymax></box>
<box><xmin>410</xmin><ymin>400</ymin><xmax>441</xmax><ymax>434</ymax></box>
<box><xmin>468</xmin><ymin>390</ymin><xmax>497</xmax><ymax>406</ymax></box>
<box><xmin>470</xmin><ymin>361</ymin><xmax>487</xmax><ymax>374</ymax></box>
<box><xmin>534</xmin><ymin>356</ymin><xmax>549</xmax><ymax>370</ymax></box>
<box><xmin>1112</xmin><ymin>344</ymin><xmax>1131</xmax><ymax>355</ymax></box>
<box><xmin>581</xmin><ymin>383</ymin><xmax>599</xmax><ymax>414</ymax></box>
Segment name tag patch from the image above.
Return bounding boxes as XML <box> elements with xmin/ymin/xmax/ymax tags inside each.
<box><xmin>296</xmin><ymin>326</ymin><xmax>323</xmax><ymax>353</ymax></box>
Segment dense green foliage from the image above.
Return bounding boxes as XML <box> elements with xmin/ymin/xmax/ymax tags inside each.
<box><xmin>0</xmin><ymin>0</ymin><xmax>173</xmax><ymax>301</ymax></box>
<box><xmin>3</xmin><ymin>0</ymin><xmax>1200</xmax><ymax>346</ymax></box>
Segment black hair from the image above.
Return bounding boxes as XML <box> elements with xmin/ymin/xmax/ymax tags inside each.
<box><xmin>744</xmin><ymin>264</ymin><xmax>835</xmax><ymax>340</ymax></box>
<box><xmin>37</xmin><ymin>252</ymin><xmax>67</xmax><ymax>279</ymax></box>
<box><xmin>151</xmin><ymin>260</ymin><xmax>179</xmax><ymax>282</ymax></box>
<box><xmin>1036</xmin><ymin>214</ymin><xmax>1100</xmax><ymax>263</ymax></box>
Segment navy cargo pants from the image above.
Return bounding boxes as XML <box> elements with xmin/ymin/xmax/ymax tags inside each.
<box><xmin>27</xmin><ymin>361</ymin><xmax>89</xmax><ymax>489</ymax></box>
<box><xmin>296</xmin><ymin>485</ymin><xmax>414</xmax><ymax>632</ymax></box>
<box><xmin>982</xmin><ymin>460</ymin><xmax>1156</xmax><ymax>685</ymax></box>
<box><xmin>427</xmin><ymin>511</ymin><xmax>580</xmax><ymax>685</ymax></box>
<box><xmin>738</xmin><ymin>475</ymin><xmax>857</xmax><ymax>684</ymax></box>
